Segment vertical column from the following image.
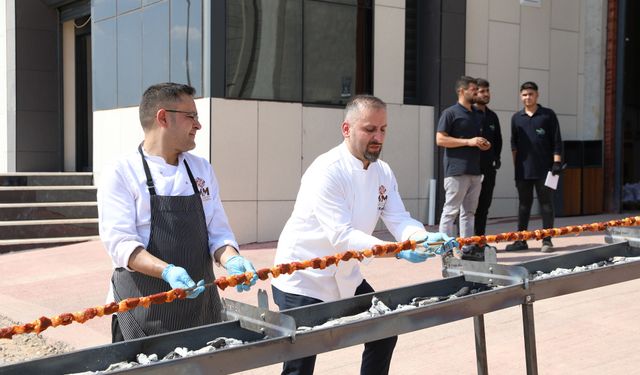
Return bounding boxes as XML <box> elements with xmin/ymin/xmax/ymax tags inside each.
<box><xmin>0</xmin><ymin>0</ymin><xmax>16</xmax><ymax>172</ymax></box>
<box><xmin>62</xmin><ymin>20</ymin><xmax>76</xmax><ymax>172</ymax></box>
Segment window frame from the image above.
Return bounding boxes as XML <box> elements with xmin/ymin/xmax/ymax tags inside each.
<box><xmin>214</xmin><ymin>0</ymin><xmax>373</xmax><ymax>107</ymax></box>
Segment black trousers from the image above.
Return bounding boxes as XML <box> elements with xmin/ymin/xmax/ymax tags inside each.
<box><xmin>474</xmin><ymin>169</ymin><xmax>497</xmax><ymax>236</ymax></box>
<box><xmin>272</xmin><ymin>280</ymin><xmax>398</xmax><ymax>375</ymax></box>
<box><xmin>516</xmin><ymin>178</ymin><xmax>555</xmax><ymax>232</ymax></box>
<box><xmin>112</xmin><ymin>314</ymin><xmax>125</xmax><ymax>343</ymax></box>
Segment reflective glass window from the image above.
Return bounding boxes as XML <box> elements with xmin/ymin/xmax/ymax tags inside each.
<box><xmin>93</xmin><ymin>0</ymin><xmax>117</xmax><ymax>22</ymax></box>
<box><xmin>92</xmin><ymin>0</ymin><xmax>203</xmax><ymax>110</ymax></box>
<box><xmin>118</xmin><ymin>0</ymin><xmax>142</xmax><ymax>15</ymax></box>
<box><xmin>92</xmin><ymin>19</ymin><xmax>117</xmax><ymax>110</ymax></box>
<box><xmin>117</xmin><ymin>11</ymin><xmax>142</xmax><ymax>107</ymax></box>
<box><xmin>226</xmin><ymin>0</ymin><xmax>302</xmax><ymax>101</ymax></box>
<box><xmin>170</xmin><ymin>0</ymin><xmax>203</xmax><ymax>95</ymax></box>
<box><xmin>142</xmin><ymin>1</ymin><xmax>170</xmax><ymax>90</ymax></box>
<box><xmin>224</xmin><ymin>0</ymin><xmax>371</xmax><ymax>104</ymax></box>
<box><xmin>303</xmin><ymin>0</ymin><xmax>357</xmax><ymax>105</ymax></box>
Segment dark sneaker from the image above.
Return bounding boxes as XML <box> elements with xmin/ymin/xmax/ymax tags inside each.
<box><xmin>505</xmin><ymin>240</ymin><xmax>528</xmax><ymax>251</ymax></box>
<box><xmin>461</xmin><ymin>245</ymin><xmax>485</xmax><ymax>261</ymax></box>
<box><xmin>540</xmin><ymin>239</ymin><xmax>554</xmax><ymax>253</ymax></box>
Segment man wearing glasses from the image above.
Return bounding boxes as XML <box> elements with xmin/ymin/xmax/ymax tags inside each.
<box><xmin>98</xmin><ymin>82</ymin><xmax>258</xmax><ymax>341</ymax></box>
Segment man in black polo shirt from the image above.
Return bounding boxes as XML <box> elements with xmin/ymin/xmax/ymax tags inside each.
<box><xmin>506</xmin><ymin>81</ymin><xmax>563</xmax><ymax>253</ymax></box>
<box><xmin>473</xmin><ymin>78</ymin><xmax>502</xmax><ymax>254</ymax></box>
<box><xmin>437</xmin><ymin>76</ymin><xmax>490</xmax><ymax>256</ymax></box>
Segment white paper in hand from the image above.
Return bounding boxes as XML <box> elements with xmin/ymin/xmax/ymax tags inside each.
<box><xmin>545</xmin><ymin>171</ymin><xmax>559</xmax><ymax>190</ymax></box>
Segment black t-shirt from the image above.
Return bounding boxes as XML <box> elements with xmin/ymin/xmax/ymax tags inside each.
<box><xmin>478</xmin><ymin>107</ymin><xmax>502</xmax><ymax>172</ymax></box>
<box><xmin>511</xmin><ymin>105</ymin><xmax>563</xmax><ymax>180</ymax></box>
<box><xmin>437</xmin><ymin>103</ymin><xmax>482</xmax><ymax>177</ymax></box>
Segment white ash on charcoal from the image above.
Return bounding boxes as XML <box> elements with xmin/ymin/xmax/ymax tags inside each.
<box><xmin>66</xmin><ymin>337</ymin><xmax>246</xmax><ymax>375</ymax></box>
<box><xmin>297</xmin><ymin>296</ymin><xmax>392</xmax><ymax>332</ymax></box>
<box><xmin>531</xmin><ymin>256</ymin><xmax>640</xmax><ymax>281</ymax></box>
<box><xmin>298</xmin><ymin>285</ymin><xmax>494</xmax><ymax>332</ymax></box>
<box><xmin>395</xmin><ymin>285</ymin><xmax>494</xmax><ymax>311</ymax></box>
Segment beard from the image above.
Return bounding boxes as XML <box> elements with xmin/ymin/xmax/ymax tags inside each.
<box><xmin>465</xmin><ymin>92</ymin><xmax>476</xmax><ymax>104</ymax></box>
<box><xmin>475</xmin><ymin>97</ymin><xmax>489</xmax><ymax>105</ymax></box>
<box><xmin>364</xmin><ymin>143</ymin><xmax>382</xmax><ymax>163</ymax></box>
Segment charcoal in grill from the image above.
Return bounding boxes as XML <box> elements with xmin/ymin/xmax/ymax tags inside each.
<box><xmin>453</xmin><ymin>286</ymin><xmax>470</xmax><ymax>297</ymax></box>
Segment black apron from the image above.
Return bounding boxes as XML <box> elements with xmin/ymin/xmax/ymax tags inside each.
<box><xmin>111</xmin><ymin>145</ymin><xmax>223</xmax><ymax>340</ymax></box>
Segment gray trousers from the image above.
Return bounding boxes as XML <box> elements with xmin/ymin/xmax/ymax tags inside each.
<box><xmin>439</xmin><ymin>175</ymin><xmax>483</xmax><ymax>238</ymax></box>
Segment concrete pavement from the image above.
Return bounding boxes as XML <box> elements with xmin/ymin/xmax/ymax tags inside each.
<box><xmin>1</xmin><ymin>213</ymin><xmax>639</xmax><ymax>374</ymax></box>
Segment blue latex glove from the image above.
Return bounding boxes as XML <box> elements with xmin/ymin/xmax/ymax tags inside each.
<box><xmin>410</xmin><ymin>231</ymin><xmax>460</xmax><ymax>255</ymax></box>
<box><xmin>161</xmin><ymin>264</ymin><xmax>204</xmax><ymax>299</ymax></box>
<box><xmin>225</xmin><ymin>255</ymin><xmax>258</xmax><ymax>292</ymax></box>
<box><xmin>396</xmin><ymin>249</ymin><xmax>431</xmax><ymax>263</ymax></box>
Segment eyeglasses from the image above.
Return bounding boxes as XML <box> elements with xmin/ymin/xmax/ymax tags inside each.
<box><xmin>164</xmin><ymin>109</ymin><xmax>199</xmax><ymax>121</ymax></box>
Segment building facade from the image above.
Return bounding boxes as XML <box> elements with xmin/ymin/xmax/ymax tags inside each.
<box><xmin>1</xmin><ymin>0</ymin><xmax>635</xmax><ymax>244</ymax></box>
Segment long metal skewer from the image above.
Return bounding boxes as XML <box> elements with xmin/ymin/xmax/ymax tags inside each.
<box><xmin>183</xmin><ymin>240</ymin><xmax>449</xmax><ymax>295</ymax></box>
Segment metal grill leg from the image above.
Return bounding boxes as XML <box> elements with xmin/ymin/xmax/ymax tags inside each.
<box><xmin>522</xmin><ymin>295</ymin><xmax>538</xmax><ymax>375</ymax></box>
<box><xmin>473</xmin><ymin>315</ymin><xmax>489</xmax><ymax>375</ymax></box>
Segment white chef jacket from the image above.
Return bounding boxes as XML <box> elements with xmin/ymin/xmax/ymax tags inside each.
<box><xmin>271</xmin><ymin>142</ymin><xmax>426</xmax><ymax>302</ymax></box>
<box><xmin>98</xmin><ymin>148</ymin><xmax>238</xmax><ymax>299</ymax></box>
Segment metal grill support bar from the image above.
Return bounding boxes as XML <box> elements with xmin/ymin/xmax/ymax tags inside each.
<box><xmin>223</xmin><ymin>299</ymin><xmax>297</xmax><ymax>342</ymax></box>
<box><xmin>473</xmin><ymin>315</ymin><xmax>488</xmax><ymax>375</ymax></box>
<box><xmin>442</xmin><ymin>254</ymin><xmax>530</xmax><ymax>287</ymax></box>
<box><xmin>522</xmin><ymin>295</ymin><xmax>538</xmax><ymax>375</ymax></box>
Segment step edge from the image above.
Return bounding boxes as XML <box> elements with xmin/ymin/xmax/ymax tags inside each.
<box><xmin>0</xmin><ymin>201</ymin><xmax>98</xmax><ymax>208</ymax></box>
<box><xmin>0</xmin><ymin>235</ymin><xmax>101</xmax><ymax>246</ymax></box>
<box><xmin>0</xmin><ymin>186</ymin><xmax>96</xmax><ymax>190</ymax></box>
<box><xmin>0</xmin><ymin>218</ymin><xmax>99</xmax><ymax>226</ymax></box>
<box><xmin>0</xmin><ymin>172</ymin><xmax>93</xmax><ymax>176</ymax></box>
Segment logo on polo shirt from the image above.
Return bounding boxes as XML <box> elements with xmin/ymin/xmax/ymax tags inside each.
<box><xmin>195</xmin><ymin>177</ymin><xmax>211</xmax><ymax>201</ymax></box>
<box><xmin>536</xmin><ymin>128</ymin><xmax>546</xmax><ymax>136</ymax></box>
<box><xmin>378</xmin><ymin>185</ymin><xmax>388</xmax><ymax>210</ymax></box>
<box><xmin>489</xmin><ymin>124</ymin><xmax>496</xmax><ymax>131</ymax></box>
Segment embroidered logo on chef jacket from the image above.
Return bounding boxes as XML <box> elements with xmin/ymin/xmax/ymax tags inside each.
<box><xmin>195</xmin><ymin>177</ymin><xmax>211</xmax><ymax>201</ymax></box>
<box><xmin>377</xmin><ymin>185</ymin><xmax>388</xmax><ymax>210</ymax></box>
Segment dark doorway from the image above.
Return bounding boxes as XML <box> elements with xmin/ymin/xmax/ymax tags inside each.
<box><xmin>403</xmin><ymin>0</ymin><xmax>467</xmax><ymax>226</ymax></box>
<box><xmin>621</xmin><ymin>0</ymin><xmax>640</xmax><ymax>210</ymax></box>
<box><xmin>75</xmin><ymin>16</ymin><xmax>92</xmax><ymax>172</ymax></box>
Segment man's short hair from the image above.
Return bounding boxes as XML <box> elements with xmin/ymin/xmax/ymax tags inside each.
<box><xmin>344</xmin><ymin>95</ymin><xmax>386</xmax><ymax>124</ymax></box>
<box><xmin>476</xmin><ymin>78</ymin><xmax>490</xmax><ymax>88</ymax></box>
<box><xmin>520</xmin><ymin>81</ymin><xmax>538</xmax><ymax>92</ymax></box>
<box><xmin>139</xmin><ymin>83</ymin><xmax>196</xmax><ymax>130</ymax></box>
<box><xmin>455</xmin><ymin>76</ymin><xmax>478</xmax><ymax>92</ymax></box>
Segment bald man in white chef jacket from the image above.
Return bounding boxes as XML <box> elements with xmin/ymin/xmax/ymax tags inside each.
<box><xmin>271</xmin><ymin>95</ymin><xmax>456</xmax><ymax>375</ymax></box>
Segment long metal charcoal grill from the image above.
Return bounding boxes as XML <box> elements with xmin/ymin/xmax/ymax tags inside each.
<box><xmin>0</xmin><ymin>263</ymin><xmax>529</xmax><ymax>375</ymax></box>
<box><xmin>3</xmin><ymin>229</ymin><xmax>640</xmax><ymax>375</ymax></box>
<box><xmin>518</xmin><ymin>242</ymin><xmax>640</xmax><ymax>300</ymax></box>
<box><xmin>442</xmin><ymin>241</ymin><xmax>640</xmax><ymax>300</ymax></box>
<box><xmin>272</xmin><ymin>274</ymin><xmax>527</xmax><ymax>362</ymax></box>
<box><xmin>0</xmin><ymin>311</ymin><xmax>287</xmax><ymax>375</ymax></box>
<box><xmin>605</xmin><ymin>225</ymin><xmax>640</xmax><ymax>247</ymax></box>
<box><xmin>510</xmin><ymin>241</ymin><xmax>640</xmax><ymax>375</ymax></box>
<box><xmin>442</xmin><ymin>233</ymin><xmax>640</xmax><ymax>375</ymax></box>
